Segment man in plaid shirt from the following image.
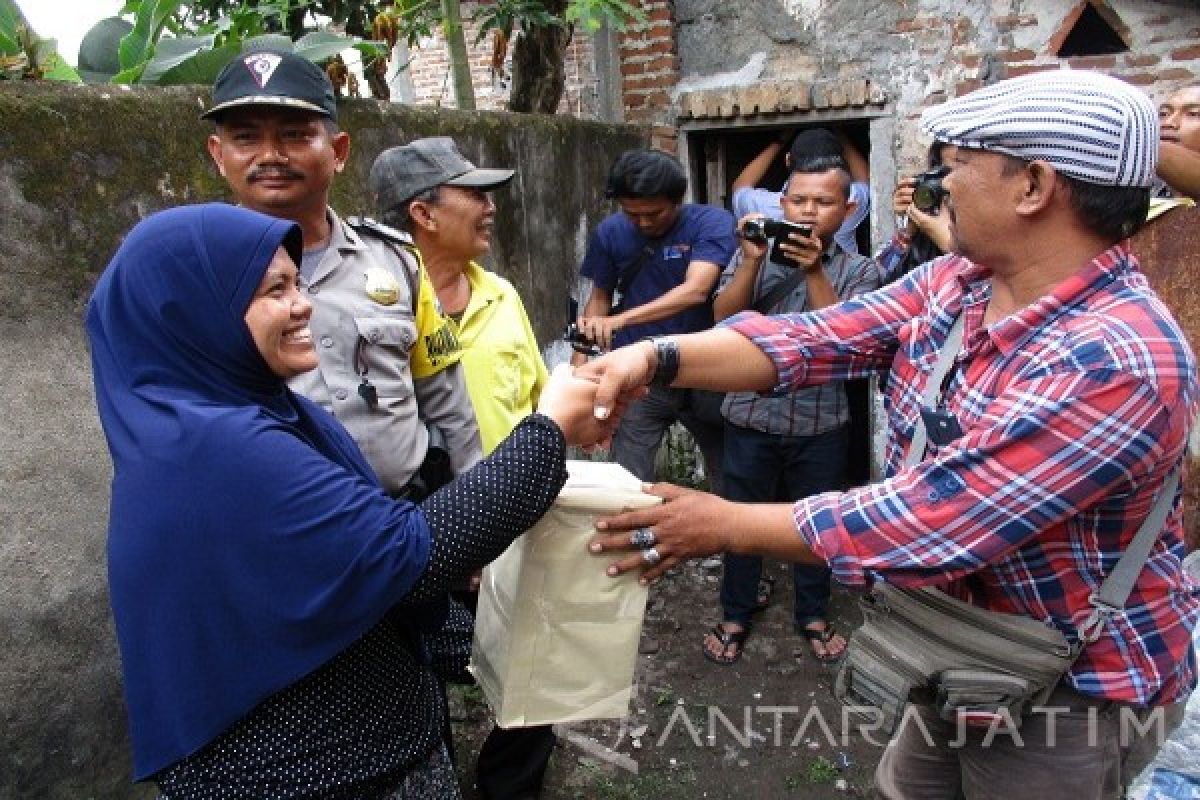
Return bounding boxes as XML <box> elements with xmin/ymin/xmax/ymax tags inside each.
<box><xmin>582</xmin><ymin>70</ymin><xmax>1199</xmax><ymax>797</ymax></box>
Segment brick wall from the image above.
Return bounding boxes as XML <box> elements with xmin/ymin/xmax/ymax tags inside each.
<box><xmin>400</xmin><ymin>2</ymin><xmax>1199</xmax><ymax>164</ymax></box>
<box><xmin>401</xmin><ymin>1</ymin><xmax>598</xmax><ymax>116</ymax></box>
<box><xmin>881</xmin><ymin>0</ymin><xmax>1200</xmax><ymax>174</ymax></box>
<box><xmin>617</xmin><ymin>0</ymin><xmax>680</xmax><ymax>152</ymax></box>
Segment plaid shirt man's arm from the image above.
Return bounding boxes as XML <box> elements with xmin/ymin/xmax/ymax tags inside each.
<box><xmin>793</xmin><ymin>369</ymin><xmax>1175</xmax><ymax>588</ymax></box>
<box><xmin>723</xmin><ymin>265</ymin><xmax>930</xmax><ymax>389</ymax></box>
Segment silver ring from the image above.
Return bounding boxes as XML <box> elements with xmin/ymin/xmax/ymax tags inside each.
<box><xmin>630</xmin><ymin>527</ymin><xmax>657</xmax><ymax>548</ymax></box>
<box><xmin>642</xmin><ymin>547</ymin><xmax>662</xmax><ymax>566</ymax></box>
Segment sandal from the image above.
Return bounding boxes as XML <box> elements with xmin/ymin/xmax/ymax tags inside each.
<box><xmin>753</xmin><ymin>577</ymin><xmax>775</xmax><ymax>612</ymax></box>
<box><xmin>799</xmin><ymin>621</ymin><xmax>846</xmax><ymax>663</ymax></box>
<box><xmin>702</xmin><ymin>623</ymin><xmax>749</xmax><ymax>666</ymax></box>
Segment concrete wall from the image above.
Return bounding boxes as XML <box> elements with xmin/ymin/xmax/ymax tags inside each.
<box><xmin>663</xmin><ymin>0</ymin><xmax>1200</xmax><ymax>173</ymax></box>
<box><xmin>0</xmin><ymin>81</ymin><xmax>645</xmax><ymax>799</ymax></box>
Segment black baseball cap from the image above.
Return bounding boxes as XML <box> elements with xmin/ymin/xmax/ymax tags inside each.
<box><xmin>369</xmin><ymin>137</ymin><xmax>515</xmax><ymax>212</ymax></box>
<box><xmin>202</xmin><ymin>50</ymin><xmax>337</xmax><ymax>120</ymax></box>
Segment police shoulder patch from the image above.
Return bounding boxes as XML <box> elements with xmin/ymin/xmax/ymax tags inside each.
<box><xmin>345</xmin><ymin>216</ymin><xmax>414</xmax><ymax>247</ymax></box>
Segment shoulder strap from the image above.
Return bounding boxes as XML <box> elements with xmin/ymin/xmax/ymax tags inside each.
<box><xmin>346</xmin><ymin>215</ymin><xmax>421</xmax><ymax>303</ymax></box>
<box><xmin>905</xmin><ymin>315</ymin><xmax>1182</xmax><ymax>646</ymax></box>
<box><xmin>1078</xmin><ymin>466</ymin><xmax>1182</xmax><ymax>643</ymax></box>
<box><xmin>345</xmin><ymin>215</ymin><xmax>414</xmax><ymax>247</ymax></box>
<box><xmin>615</xmin><ymin>244</ymin><xmax>655</xmax><ymax>299</ymax></box>
<box><xmin>904</xmin><ymin>313</ymin><xmax>966</xmax><ymax>468</ymax></box>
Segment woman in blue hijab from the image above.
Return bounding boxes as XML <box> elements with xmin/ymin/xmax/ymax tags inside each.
<box><xmin>87</xmin><ymin>203</ymin><xmax>603</xmax><ymax>798</ymax></box>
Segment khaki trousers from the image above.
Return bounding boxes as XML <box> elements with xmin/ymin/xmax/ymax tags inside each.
<box><xmin>875</xmin><ymin>684</ymin><xmax>1186</xmax><ymax>799</ymax></box>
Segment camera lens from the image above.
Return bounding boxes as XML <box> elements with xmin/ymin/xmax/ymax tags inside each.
<box><xmin>912</xmin><ymin>183</ymin><xmax>939</xmax><ymax>212</ymax></box>
<box><xmin>911</xmin><ymin>166</ymin><xmax>948</xmax><ymax>214</ymax></box>
<box><xmin>741</xmin><ymin>219</ymin><xmax>767</xmax><ymax>243</ymax></box>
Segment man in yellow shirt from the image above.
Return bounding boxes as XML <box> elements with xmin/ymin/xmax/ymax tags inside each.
<box><xmin>369</xmin><ymin>136</ymin><xmax>552</xmax><ymax>800</ymax></box>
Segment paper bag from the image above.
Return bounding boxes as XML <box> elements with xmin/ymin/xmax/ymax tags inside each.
<box><xmin>470</xmin><ymin>460</ymin><xmax>662</xmax><ymax>728</ymax></box>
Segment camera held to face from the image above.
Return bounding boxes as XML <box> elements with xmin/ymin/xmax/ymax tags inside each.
<box><xmin>741</xmin><ymin>217</ymin><xmax>813</xmax><ymax>245</ymax></box>
<box><xmin>912</xmin><ymin>165</ymin><xmax>949</xmax><ymax>214</ymax></box>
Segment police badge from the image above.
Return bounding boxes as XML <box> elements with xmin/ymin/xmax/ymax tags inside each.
<box><xmin>363</xmin><ymin>267</ymin><xmax>400</xmax><ymax>306</ymax></box>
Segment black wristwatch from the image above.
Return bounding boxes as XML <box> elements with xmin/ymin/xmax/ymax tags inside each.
<box><xmin>649</xmin><ymin>337</ymin><xmax>680</xmax><ymax>388</ymax></box>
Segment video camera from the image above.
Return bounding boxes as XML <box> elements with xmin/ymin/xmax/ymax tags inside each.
<box><xmin>741</xmin><ymin>218</ymin><xmax>814</xmax><ymax>269</ymax></box>
<box><xmin>741</xmin><ymin>217</ymin><xmax>812</xmax><ymax>245</ymax></box>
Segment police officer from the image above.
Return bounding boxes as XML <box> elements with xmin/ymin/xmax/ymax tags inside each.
<box><xmin>203</xmin><ymin>50</ymin><xmax>482</xmax><ymax>497</ymax></box>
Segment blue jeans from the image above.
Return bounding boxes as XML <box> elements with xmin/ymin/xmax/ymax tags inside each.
<box><xmin>718</xmin><ymin>423</ymin><xmax>848</xmax><ymax>628</ymax></box>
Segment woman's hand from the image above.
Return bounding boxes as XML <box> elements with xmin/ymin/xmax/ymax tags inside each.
<box><xmin>587</xmin><ymin>483</ymin><xmax>734</xmax><ymax>584</ymax></box>
<box><xmin>536</xmin><ymin>364</ymin><xmax>621</xmax><ymax>448</ymax></box>
<box><xmin>892</xmin><ymin>178</ymin><xmax>916</xmax><ymax>216</ymax></box>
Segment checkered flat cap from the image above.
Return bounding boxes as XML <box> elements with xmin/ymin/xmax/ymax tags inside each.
<box><xmin>920</xmin><ymin>69</ymin><xmax>1159</xmax><ymax>187</ymax></box>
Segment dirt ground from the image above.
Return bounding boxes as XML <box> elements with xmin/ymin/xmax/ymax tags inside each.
<box><xmin>449</xmin><ymin>556</ymin><xmax>885</xmax><ymax>799</ymax></box>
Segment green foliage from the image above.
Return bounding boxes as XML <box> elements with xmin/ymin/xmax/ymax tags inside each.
<box><xmin>113</xmin><ymin>0</ymin><xmax>372</xmax><ymax>86</ymax></box>
<box><xmin>390</xmin><ymin>0</ymin><xmax>644</xmax><ymax>47</ymax></box>
<box><xmin>474</xmin><ymin>1</ymin><xmax>563</xmax><ymax>43</ymax></box>
<box><xmin>0</xmin><ymin>0</ymin><xmax>81</xmax><ymax>81</ymax></box>
<box><xmin>564</xmin><ymin>0</ymin><xmax>644</xmax><ymax>34</ymax></box>
<box><xmin>107</xmin><ymin>0</ymin><xmax>643</xmax><ymax>107</ymax></box>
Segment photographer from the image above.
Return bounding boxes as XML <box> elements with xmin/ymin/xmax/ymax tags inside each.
<box><xmin>732</xmin><ymin>127</ymin><xmax>871</xmax><ymax>254</ymax></box>
<box><xmin>703</xmin><ymin>155</ymin><xmax>880</xmax><ymax>665</ymax></box>
<box><xmin>572</xmin><ymin>149</ymin><xmax>737</xmax><ymax>488</ymax></box>
<box><xmin>876</xmin><ymin>145</ymin><xmax>954</xmax><ymax>284</ymax></box>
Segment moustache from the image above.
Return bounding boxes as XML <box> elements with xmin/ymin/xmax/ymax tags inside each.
<box><xmin>248</xmin><ymin>167</ymin><xmax>304</xmax><ymax>182</ymax></box>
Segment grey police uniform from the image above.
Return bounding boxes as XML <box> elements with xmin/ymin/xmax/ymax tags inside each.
<box><xmin>289</xmin><ymin>208</ymin><xmax>483</xmax><ymax>495</ymax></box>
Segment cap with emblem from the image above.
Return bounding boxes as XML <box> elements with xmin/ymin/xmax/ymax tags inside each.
<box><xmin>202</xmin><ymin>49</ymin><xmax>337</xmax><ymax>121</ymax></box>
<box><xmin>369</xmin><ymin>137</ymin><xmax>515</xmax><ymax>213</ymax></box>
<box><xmin>919</xmin><ymin>69</ymin><xmax>1159</xmax><ymax>188</ymax></box>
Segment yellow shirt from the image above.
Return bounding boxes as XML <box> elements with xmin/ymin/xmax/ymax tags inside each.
<box><xmin>409</xmin><ymin>248</ymin><xmax>464</xmax><ymax>378</ymax></box>
<box><xmin>454</xmin><ymin>262</ymin><xmax>549</xmax><ymax>454</ymax></box>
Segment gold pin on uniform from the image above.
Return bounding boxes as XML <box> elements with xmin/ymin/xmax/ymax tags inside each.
<box><xmin>363</xmin><ymin>267</ymin><xmax>400</xmax><ymax>305</ymax></box>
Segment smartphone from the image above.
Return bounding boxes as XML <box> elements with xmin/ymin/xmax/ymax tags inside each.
<box><xmin>768</xmin><ymin>220</ymin><xmax>814</xmax><ymax>269</ymax></box>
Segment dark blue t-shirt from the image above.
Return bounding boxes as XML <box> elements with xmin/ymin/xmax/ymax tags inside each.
<box><xmin>580</xmin><ymin>204</ymin><xmax>737</xmax><ymax>348</ymax></box>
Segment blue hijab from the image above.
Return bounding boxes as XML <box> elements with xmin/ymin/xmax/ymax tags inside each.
<box><xmin>86</xmin><ymin>204</ymin><xmax>432</xmax><ymax>780</ymax></box>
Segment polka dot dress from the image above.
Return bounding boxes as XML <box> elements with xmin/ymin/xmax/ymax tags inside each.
<box><xmin>155</xmin><ymin>416</ymin><xmax>568</xmax><ymax>799</ymax></box>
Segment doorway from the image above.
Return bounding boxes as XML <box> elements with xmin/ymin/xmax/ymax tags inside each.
<box><xmin>679</xmin><ymin>118</ymin><xmax>879</xmax><ymax>487</ymax></box>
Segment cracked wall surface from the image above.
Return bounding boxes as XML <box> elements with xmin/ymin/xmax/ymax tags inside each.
<box><xmin>667</xmin><ymin>0</ymin><xmax>1199</xmax><ymax>173</ymax></box>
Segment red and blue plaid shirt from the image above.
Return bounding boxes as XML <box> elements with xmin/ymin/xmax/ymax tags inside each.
<box><xmin>726</xmin><ymin>243</ymin><xmax>1199</xmax><ymax>704</ymax></box>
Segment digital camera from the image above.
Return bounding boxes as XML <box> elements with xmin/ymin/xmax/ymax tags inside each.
<box><xmin>912</xmin><ymin>165</ymin><xmax>949</xmax><ymax>214</ymax></box>
<box><xmin>563</xmin><ymin>297</ymin><xmax>602</xmax><ymax>356</ymax></box>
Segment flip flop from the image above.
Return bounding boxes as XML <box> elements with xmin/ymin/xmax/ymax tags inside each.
<box><xmin>702</xmin><ymin>623</ymin><xmax>749</xmax><ymax>666</ymax></box>
<box><xmin>753</xmin><ymin>576</ymin><xmax>775</xmax><ymax>612</ymax></box>
<box><xmin>799</xmin><ymin>621</ymin><xmax>845</xmax><ymax>663</ymax></box>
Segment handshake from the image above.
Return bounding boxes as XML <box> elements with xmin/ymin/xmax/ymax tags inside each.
<box><xmin>536</xmin><ymin>364</ymin><xmax>622</xmax><ymax>450</ymax></box>
<box><xmin>536</xmin><ymin>340</ymin><xmax>660</xmax><ymax>449</ymax></box>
